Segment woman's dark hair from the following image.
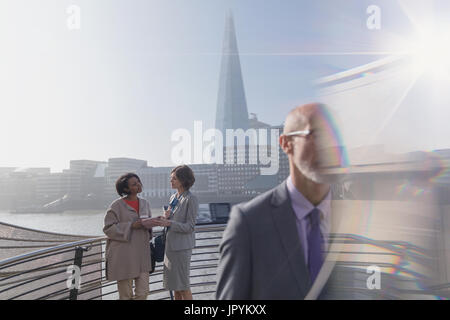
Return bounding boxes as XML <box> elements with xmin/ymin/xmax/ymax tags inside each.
<box><xmin>115</xmin><ymin>173</ymin><xmax>142</xmax><ymax>197</ymax></box>
<box><xmin>171</xmin><ymin>165</ymin><xmax>195</xmax><ymax>190</ymax></box>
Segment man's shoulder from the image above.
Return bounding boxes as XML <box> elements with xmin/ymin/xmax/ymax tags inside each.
<box><xmin>233</xmin><ymin>183</ymin><xmax>284</xmax><ymax>219</ymax></box>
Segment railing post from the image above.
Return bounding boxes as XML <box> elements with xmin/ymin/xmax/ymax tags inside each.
<box><xmin>69</xmin><ymin>246</ymin><xmax>85</xmax><ymax>300</ymax></box>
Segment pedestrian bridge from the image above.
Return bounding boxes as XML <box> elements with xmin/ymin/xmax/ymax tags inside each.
<box><xmin>0</xmin><ymin>221</ymin><xmax>448</xmax><ymax>300</ymax></box>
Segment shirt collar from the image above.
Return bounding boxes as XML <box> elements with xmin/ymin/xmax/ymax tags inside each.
<box><xmin>286</xmin><ymin>176</ymin><xmax>331</xmax><ymax>222</ymax></box>
<box><xmin>173</xmin><ymin>190</ymin><xmax>188</xmax><ymax>199</ymax></box>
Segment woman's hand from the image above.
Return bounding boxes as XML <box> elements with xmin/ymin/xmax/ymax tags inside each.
<box><xmin>154</xmin><ymin>217</ymin><xmax>172</xmax><ymax>227</ymax></box>
<box><xmin>132</xmin><ymin>219</ymin><xmax>143</xmax><ymax>229</ymax></box>
<box><xmin>163</xmin><ymin>208</ymin><xmax>171</xmax><ymax>219</ymax></box>
<box><xmin>141</xmin><ymin>218</ymin><xmax>160</xmax><ymax>229</ymax></box>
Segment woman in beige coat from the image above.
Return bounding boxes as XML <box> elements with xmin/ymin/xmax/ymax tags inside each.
<box><xmin>154</xmin><ymin>165</ymin><xmax>198</xmax><ymax>300</ymax></box>
<box><xmin>103</xmin><ymin>173</ymin><xmax>159</xmax><ymax>300</ymax></box>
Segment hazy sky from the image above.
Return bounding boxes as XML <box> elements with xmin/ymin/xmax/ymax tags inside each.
<box><xmin>1</xmin><ymin>0</ymin><xmax>449</xmax><ymax>172</ymax></box>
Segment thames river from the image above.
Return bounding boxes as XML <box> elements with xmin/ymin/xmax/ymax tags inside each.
<box><xmin>0</xmin><ymin>208</ymin><xmax>165</xmax><ymax>237</ymax></box>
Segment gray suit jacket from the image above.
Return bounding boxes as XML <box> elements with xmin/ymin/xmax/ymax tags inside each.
<box><xmin>165</xmin><ymin>191</ymin><xmax>199</xmax><ymax>251</ymax></box>
<box><xmin>216</xmin><ymin>181</ymin><xmax>312</xmax><ymax>299</ymax></box>
<box><xmin>216</xmin><ymin>181</ymin><xmax>382</xmax><ymax>300</ymax></box>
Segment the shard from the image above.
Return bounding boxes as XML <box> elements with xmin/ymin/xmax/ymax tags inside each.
<box><xmin>215</xmin><ymin>12</ymin><xmax>250</xmax><ymax>134</ymax></box>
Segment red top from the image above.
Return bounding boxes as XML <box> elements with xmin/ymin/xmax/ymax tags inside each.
<box><xmin>123</xmin><ymin>199</ymin><xmax>139</xmax><ymax>214</ymax></box>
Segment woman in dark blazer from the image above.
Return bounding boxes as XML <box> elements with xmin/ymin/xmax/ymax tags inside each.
<box><xmin>154</xmin><ymin>165</ymin><xmax>198</xmax><ymax>300</ymax></box>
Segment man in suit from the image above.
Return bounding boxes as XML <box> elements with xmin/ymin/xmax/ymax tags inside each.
<box><xmin>216</xmin><ymin>103</ymin><xmax>342</xmax><ymax>299</ymax></box>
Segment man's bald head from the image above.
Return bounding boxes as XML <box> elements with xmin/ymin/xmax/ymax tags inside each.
<box><xmin>280</xmin><ymin>102</ymin><xmax>339</xmax><ymax>184</ymax></box>
<box><xmin>283</xmin><ymin>103</ymin><xmax>323</xmax><ymax>134</ymax></box>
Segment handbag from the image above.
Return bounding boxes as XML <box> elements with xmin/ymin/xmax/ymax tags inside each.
<box><xmin>151</xmin><ymin>232</ymin><xmax>166</xmax><ymax>263</ymax></box>
<box><xmin>149</xmin><ymin>233</ymin><xmax>164</xmax><ymax>274</ymax></box>
<box><xmin>149</xmin><ymin>242</ymin><xmax>156</xmax><ymax>274</ymax></box>
<box><xmin>150</xmin><ymin>196</ymin><xmax>178</xmax><ymax>269</ymax></box>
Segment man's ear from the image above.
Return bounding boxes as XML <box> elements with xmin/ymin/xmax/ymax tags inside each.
<box><xmin>279</xmin><ymin>135</ymin><xmax>292</xmax><ymax>154</ymax></box>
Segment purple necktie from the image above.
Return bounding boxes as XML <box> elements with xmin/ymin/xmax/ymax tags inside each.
<box><xmin>307</xmin><ymin>208</ymin><xmax>324</xmax><ymax>284</ymax></box>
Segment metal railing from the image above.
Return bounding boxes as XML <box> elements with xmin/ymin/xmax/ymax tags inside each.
<box><xmin>323</xmin><ymin>234</ymin><xmax>448</xmax><ymax>299</ymax></box>
<box><xmin>0</xmin><ymin>224</ymin><xmax>224</xmax><ymax>300</ymax></box>
<box><xmin>0</xmin><ymin>224</ymin><xmax>448</xmax><ymax>300</ymax></box>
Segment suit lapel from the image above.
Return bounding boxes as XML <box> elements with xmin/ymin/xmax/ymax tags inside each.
<box><xmin>170</xmin><ymin>191</ymin><xmax>188</xmax><ymax>217</ymax></box>
<box><xmin>138</xmin><ymin>198</ymin><xmax>148</xmax><ymax>216</ymax></box>
<box><xmin>270</xmin><ymin>181</ymin><xmax>311</xmax><ymax>294</ymax></box>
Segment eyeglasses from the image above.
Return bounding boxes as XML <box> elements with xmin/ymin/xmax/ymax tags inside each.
<box><xmin>283</xmin><ymin>129</ymin><xmax>311</xmax><ymax>138</ymax></box>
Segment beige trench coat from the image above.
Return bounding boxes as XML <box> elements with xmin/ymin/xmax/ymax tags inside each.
<box><xmin>103</xmin><ymin>197</ymin><xmax>152</xmax><ymax>281</ymax></box>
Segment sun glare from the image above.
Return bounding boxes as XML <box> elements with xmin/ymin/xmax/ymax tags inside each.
<box><xmin>407</xmin><ymin>24</ymin><xmax>450</xmax><ymax>79</ymax></box>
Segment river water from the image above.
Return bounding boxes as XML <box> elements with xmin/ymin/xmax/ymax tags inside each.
<box><xmin>0</xmin><ymin>208</ymin><xmax>165</xmax><ymax>237</ymax></box>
